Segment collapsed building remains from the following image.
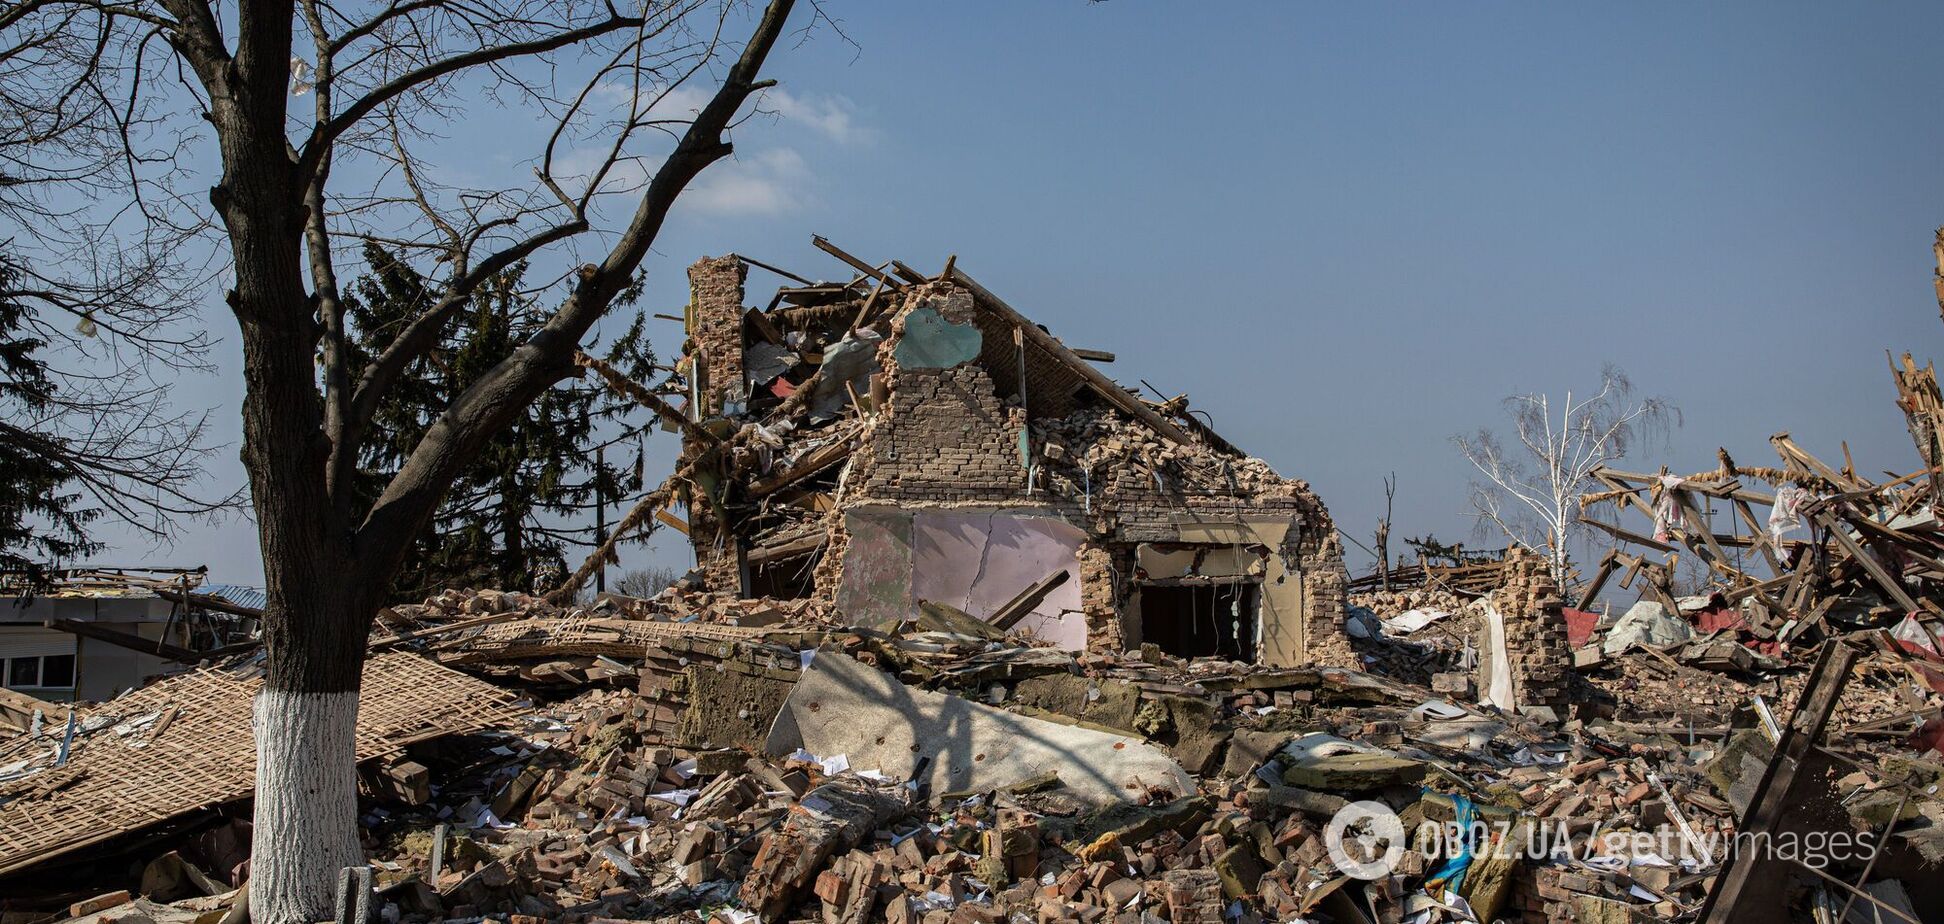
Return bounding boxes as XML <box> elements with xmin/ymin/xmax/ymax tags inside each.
<box><xmin>657</xmin><ymin>241</ymin><xmax>1349</xmax><ymax>667</ymax></box>
<box><xmin>11</xmin><ymin>241</ymin><xmax>1944</xmax><ymax>924</ymax></box>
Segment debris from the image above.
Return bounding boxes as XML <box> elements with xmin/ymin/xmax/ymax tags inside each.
<box><xmin>17</xmin><ymin>242</ymin><xmax>1944</xmax><ymax>924</ymax></box>
<box><xmin>766</xmin><ymin>650</ymin><xmax>1195</xmax><ymax>806</ymax></box>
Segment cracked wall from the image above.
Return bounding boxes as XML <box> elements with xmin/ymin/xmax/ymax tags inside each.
<box><xmin>833</xmin><ymin>507</ymin><xmax>1088</xmax><ymax>649</ymax></box>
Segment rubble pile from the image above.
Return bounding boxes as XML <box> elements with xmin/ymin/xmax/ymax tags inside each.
<box><xmin>14</xmin><ymin>598</ymin><xmax>1944</xmax><ymax>924</ymax></box>
<box><xmin>1344</xmin><ymin>590</ymin><xmax>1490</xmax><ymax>687</ymax></box>
<box><xmin>14</xmin><ymin>244</ymin><xmax>1944</xmax><ymax>924</ymax></box>
<box><xmin>1030</xmin><ymin>408</ymin><xmax>1292</xmax><ymax>499</ymax></box>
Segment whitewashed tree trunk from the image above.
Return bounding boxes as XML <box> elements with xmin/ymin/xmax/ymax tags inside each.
<box><xmin>251</xmin><ymin>690</ymin><xmax>362</xmax><ymax>924</ymax></box>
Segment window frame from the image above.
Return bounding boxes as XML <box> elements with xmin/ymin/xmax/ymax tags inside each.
<box><xmin>5</xmin><ymin>653</ymin><xmax>76</xmax><ymax>691</ymax></box>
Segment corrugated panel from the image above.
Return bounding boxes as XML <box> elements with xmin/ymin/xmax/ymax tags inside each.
<box><xmin>198</xmin><ymin>584</ymin><xmax>266</xmax><ymax>611</ymax></box>
<box><xmin>0</xmin><ymin>627</ymin><xmax>78</xmax><ymax>661</ymax></box>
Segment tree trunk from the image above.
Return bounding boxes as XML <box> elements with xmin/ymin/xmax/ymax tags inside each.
<box><xmin>247</xmin><ymin>548</ymin><xmax>373</xmax><ymax>923</ymax></box>
<box><xmin>225</xmin><ymin>199</ymin><xmax>375</xmax><ymax>920</ymax></box>
<box><xmin>250</xmin><ymin>684</ymin><xmax>362</xmax><ymax>922</ymax></box>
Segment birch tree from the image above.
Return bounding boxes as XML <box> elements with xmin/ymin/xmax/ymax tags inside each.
<box><xmin>1</xmin><ymin>0</ymin><xmax>804</xmax><ymax>918</ymax></box>
<box><xmin>1454</xmin><ymin>365</ymin><xmax>1677</xmax><ymax>584</ymax></box>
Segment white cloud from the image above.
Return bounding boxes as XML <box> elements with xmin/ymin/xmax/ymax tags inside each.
<box><xmin>592</xmin><ymin>83</ymin><xmax>871</xmax><ymax>147</ymax></box>
<box><xmin>550</xmin><ymin>143</ymin><xmax>811</xmax><ymax>218</ymax></box>
<box><xmin>563</xmin><ymin>81</ymin><xmax>867</xmax><ymax>218</ymax></box>
<box><xmin>761</xmin><ymin>90</ymin><xmax>873</xmax><ymax>145</ymax></box>
<box><xmin>683</xmin><ymin>147</ymin><xmax>810</xmax><ymax>216</ymax></box>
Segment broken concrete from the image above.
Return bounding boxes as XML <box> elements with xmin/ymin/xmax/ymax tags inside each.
<box><xmin>765</xmin><ymin>650</ymin><xmax>1194</xmax><ymax>805</ymax></box>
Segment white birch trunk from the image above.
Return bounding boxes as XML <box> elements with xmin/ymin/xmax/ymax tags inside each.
<box><xmin>250</xmin><ymin>689</ymin><xmax>363</xmax><ymax>924</ymax></box>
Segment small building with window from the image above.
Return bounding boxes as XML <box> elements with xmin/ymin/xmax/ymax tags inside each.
<box><xmin>2</xmin><ymin>569</ymin><xmax>261</xmax><ymax>703</ymax></box>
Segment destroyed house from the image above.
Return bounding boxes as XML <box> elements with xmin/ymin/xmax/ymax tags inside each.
<box><xmin>667</xmin><ymin>244</ymin><xmax>1350</xmax><ymax>667</ymax></box>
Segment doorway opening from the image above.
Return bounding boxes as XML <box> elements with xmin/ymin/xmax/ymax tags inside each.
<box><xmin>1139</xmin><ymin>582</ymin><xmax>1259</xmax><ymax>661</ymax></box>
<box><xmin>747</xmin><ymin>550</ymin><xmax>820</xmax><ymax>599</ymax></box>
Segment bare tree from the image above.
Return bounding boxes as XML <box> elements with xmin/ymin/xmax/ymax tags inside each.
<box><xmin>1</xmin><ymin>0</ymin><xmax>805</xmax><ymax>917</ymax></box>
<box><xmin>1374</xmin><ymin>471</ymin><xmax>1394</xmax><ymax>591</ymax></box>
<box><xmin>1454</xmin><ymin>365</ymin><xmax>1677</xmax><ymax>584</ymax></box>
<box><xmin>0</xmin><ymin>0</ymin><xmax>230</xmax><ymax>564</ymax></box>
<box><xmin>611</xmin><ymin>564</ymin><xmax>685</xmax><ymax>598</ymax></box>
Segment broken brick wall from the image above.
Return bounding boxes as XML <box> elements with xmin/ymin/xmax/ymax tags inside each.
<box><xmin>1300</xmin><ymin>531</ymin><xmax>1354</xmax><ymax>669</ymax></box>
<box><xmin>1078</xmin><ymin>543</ymin><xmax>1123</xmax><ymax>653</ymax></box>
<box><xmin>673</xmin><ymin>264</ymin><xmax>1349</xmax><ymax>662</ymax></box>
<box><xmin>687</xmin><ymin>255</ymin><xmax>747</xmax><ymax>417</ymax></box>
<box><xmin>835</xmin><ymin>280</ymin><xmax>1347</xmax><ymax>662</ymax></box>
<box><xmin>849</xmin><ymin>284</ymin><xmax>1031</xmax><ymax>502</ymax></box>
<box><xmin>684</xmin><ymin>256</ymin><xmax>751</xmax><ymax>595</ymax></box>
<box><xmin>1490</xmin><ymin>547</ymin><xmax>1572</xmax><ymax>715</ymax></box>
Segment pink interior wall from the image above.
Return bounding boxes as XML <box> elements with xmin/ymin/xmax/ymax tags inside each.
<box><xmin>909</xmin><ymin>510</ymin><xmax>1088</xmax><ymax>650</ymax></box>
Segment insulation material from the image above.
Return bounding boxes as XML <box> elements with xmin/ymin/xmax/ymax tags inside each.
<box><xmin>891</xmin><ymin>304</ymin><xmax>983</xmax><ymax>370</ymax></box>
<box><xmin>807</xmin><ymin>329</ymin><xmax>882</xmax><ymax>421</ymax></box>
<box><xmin>766</xmin><ymin>651</ymin><xmax>1193</xmax><ymax>806</ymax></box>
<box><xmin>833</xmin><ymin>507</ymin><xmax>917</xmax><ymax>627</ymax></box>
<box><xmin>743</xmin><ymin>341</ymin><xmax>796</xmax><ymax>387</ymax></box>
<box><xmin>910</xmin><ymin>511</ymin><xmax>1086</xmax><ymax>649</ymax></box>
<box><xmin>1478</xmin><ymin>605</ymin><xmax>1516</xmax><ymax>712</ymax></box>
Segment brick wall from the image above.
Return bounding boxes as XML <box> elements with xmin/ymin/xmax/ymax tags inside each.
<box><xmin>1490</xmin><ymin>547</ymin><xmax>1573</xmax><ymax>715</ymax></box>
<box><xmin>1301</xmin><ymin>533</ymin><xmax>1355</xmax><ymax>669</ymax></box>
<box><xmin>1077</xmin><ymin>543</ymin><xmax>1123</xmax><ymax>653</ymax></box>
<box><xmin>684</xmin><ymin>255</ymin><xmax>749</xmax><ymax>595</ymax></box>
<box><xmin>674</xmin><ymin>267</ymin><xmax>1351</xmax><ymax>659</ymax></box>
<box><xmin>851</xmin><ymin>285</ymin><xmax>1031</xmax><ymax>502</ymax></box>
<box><xmin>687</xmin><ymin>255</ymin><xmax>747</xmax><ymax>417</ymax></box>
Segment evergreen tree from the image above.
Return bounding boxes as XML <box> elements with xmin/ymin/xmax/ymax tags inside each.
<box><xmin>343</xmin><ymin>245</ymin><xmax>656</xmax><ymax>600</ymax></box>
<box><xmin>0</xmin><ymin>260</ymin><xmax>101</xmax><ymax>587</ymax></box>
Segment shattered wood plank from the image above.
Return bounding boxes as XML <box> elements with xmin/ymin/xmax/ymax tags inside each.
<box><xmin>812</xmin><ymin>236</ymin><xmax>902</xmax><ymax>290</ymax></box>
<box><xmin>0</xmin><ymin>687</ymin><xmax>58</xmax><ymax>734</ymax></box>
<box><xmin>747</xmin><ymin>531</ymin><xmax>827</xmax><ymax>565</ymax></box>
<box><xmin>368</xmin><ymin>610</ymin><xmax>523</xmax><ymax>650</ymax></box>
<box><xmin>154</xmin><ymin>589</ymin><xmax>263</xmax><ymax>620</ymax></box>
<box><xmin>1597</xmin><ymin>467</ymin><xmax>1780</xmax><ymax>505</ymax></box>
<box><xmin>1815</xmin><ymin>511</ymin><xmax>1921</xmax><ymax>613</ymax></box>
<box><xmin>1591</xmin><ymin>470</ymin><xmax>1663</xmax><ymax>528</ymax></box>
<box><xmin>739</xmin><ymin>779</ymin><xmax>909</xmax><ymax>920</ymax></box>
<box><xmin>889</xmin><ymin>260</ymin><xmax>929</xmax><ymax>286</ymax></box>
<box><xmin>1578</xmin><ymin>515</ymin><xmax>1675</xmax><ymax>553</ymax></box>
<box><xmin>1848</xmin><ymin>515</ymin><xmax>1944</xmax><ymax>575</ymax></box>
<box><xmin>1673</xmin><ymin>491</ymin><xmax>1737</xmax><ymax>569</ymax></box>
<box><xmin>737</xmin><ymin>254</ymin><xmax>817</xmax><ymax>287</ymax></box>
<box><xmin>1576</xmin><ymin>550</ymin><xmax>1618</xmax><ymax>610</ymax></box>
<box><xmin>1732</xmin><ymin>498</ymin><xmax>1786</xmax><ymax>577</ymax></box>
<box><xmin>745</xmin><ymin>307</ymin><xmax>788</xmax><ymax>346</ymax></box>
<box><xmin>988</xmin><ymin>570</ymin><xmax>1072</xmax><ymax>631</ymax></box>
<box><xmin>1699</xmin><ymin>637</ymin><xmax>1866</xmax><ymax>924</ymax></box>
<box><xmin>654</xmin><ymin>507</ymin><xmax>691</xmax><ymax>536</ymax></box>
<box><xmin>848</xmin><ymin>273</ymin><xmax>890</xmax><ymax>333</ymax></box>
<box><xmin>43</xmin><ymin>618</ymin><xmax>256</xmax><ymax>664</ymax></box>
<box><xmin>1770</xmin><ymin>433</ymin><xmax>1863</xmax><ymax>491</ymax></box>
<box><xmin>749</xmin><ymin>432</ymin><xmax>858</xmax><ymax>497</ymax></box>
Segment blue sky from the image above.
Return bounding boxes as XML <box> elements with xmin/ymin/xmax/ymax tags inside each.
<box><xmin>92</xmin><ymin>1</ymin><xmax>1944</xmax><ymax>584</ymax></box>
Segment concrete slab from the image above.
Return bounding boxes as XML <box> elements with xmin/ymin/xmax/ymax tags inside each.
<box><xmin>766</xmin><ymin>652</ymin><xmax>1193</xmax><ymax>806</ymax></box>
